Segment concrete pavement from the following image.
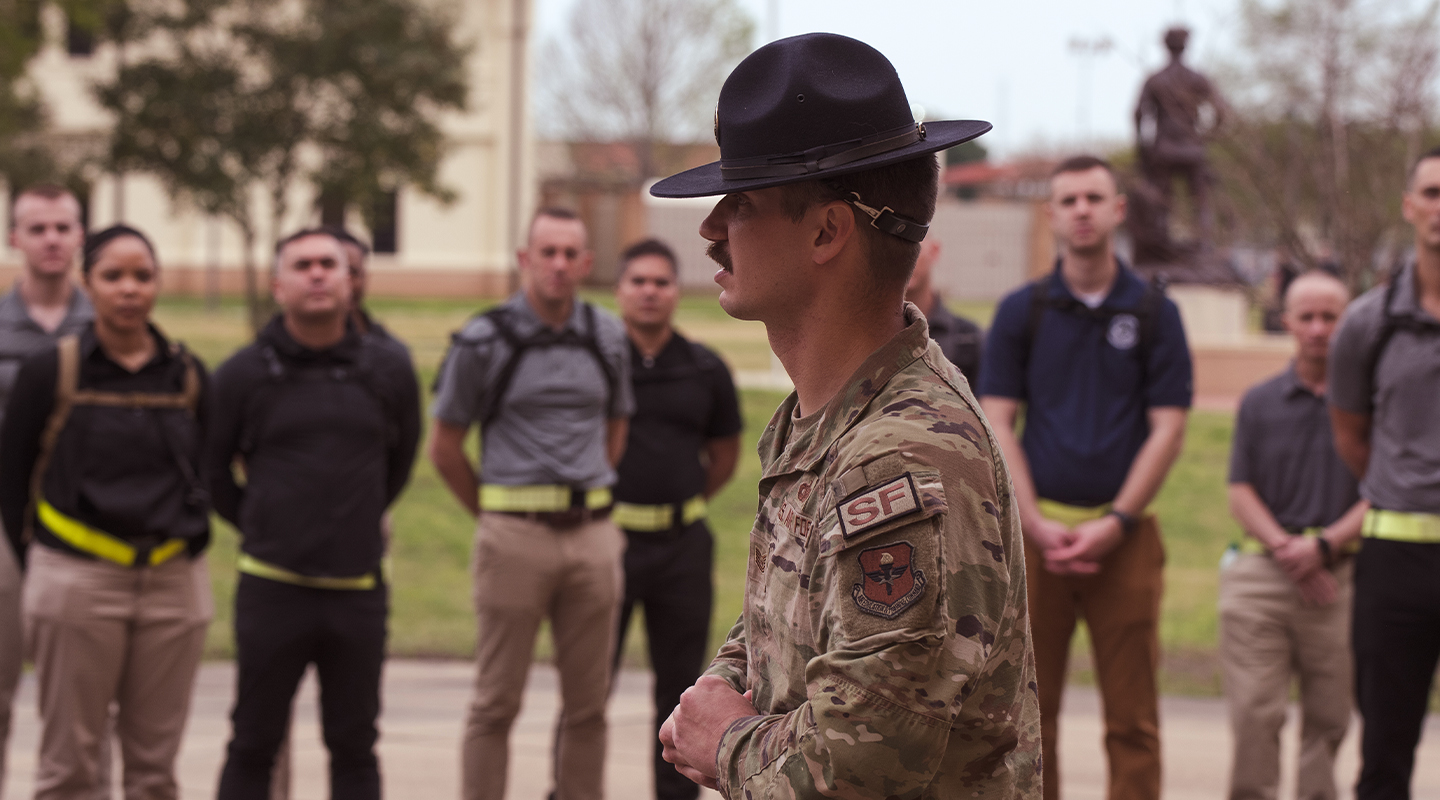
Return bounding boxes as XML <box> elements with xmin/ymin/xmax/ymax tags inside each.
<box><xmin>4</xmin><ymin>659</ymin><xmax>1440</xmax><ymax>799</ymax></box>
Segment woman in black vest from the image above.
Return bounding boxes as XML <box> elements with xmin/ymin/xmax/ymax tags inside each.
<box><xmin>0</xmin><ymin>225</ymin><xmax>211</xmax><ymax>800</ymax></box>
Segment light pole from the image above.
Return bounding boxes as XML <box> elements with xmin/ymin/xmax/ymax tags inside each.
<box><xmin>1068</xmin><ymin>35</ymin><xmax>1114</xmax><ymax>142</ymax></box>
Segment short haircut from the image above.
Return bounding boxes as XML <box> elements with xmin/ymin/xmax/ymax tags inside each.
<box><xmin>1406</xmin><ymin>145</ymin><xmax>1440</xmax><ymax>190</ymax></box>
<box><xmin>618</xmin><ymin>238</ymin><xmax>678</xmax><ymax>277</ymax></box>
<box><xmin>83</xmin><ymin>224</ymin><xmax>157</xmax><ymax>276</ymax></box>
<box><xmin>321</xmin><ymin>225</ymin><xmax>371</xmax><ymax>256</ymax></box>
<box><xmin>1282</xmin><ymin>269</ymin><xmax>1350</xmax><ymax>311</ymax></box>
<box><xmin>1050</xmin><ymin>154</ymin><xmax>1122</xmax><ymax>190</ymax></box>
<box><xmin>776</xmin><ymin>154</ymin><xmax>940</xmax><ymax>288</ymax></box>
<box><xmin>9</xmin><ymin>183</ymin><xmax>80</xmax><ymax>229</ymax></box>
<box><xmin>274</xmin><ymin>227</ymin><xmax>345</xmax><ymax>256</ymax></box>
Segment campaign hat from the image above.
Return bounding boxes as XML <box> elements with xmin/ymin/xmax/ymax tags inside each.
<box><xmin>650</xmin><ymin>32</ymin><xmax>991</xmax><ymax>200</ymax></box>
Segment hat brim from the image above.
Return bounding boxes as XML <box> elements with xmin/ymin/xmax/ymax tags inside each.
<box><xmin>650</xmin><ymin>119</ymin><xmax>992</xmax><ymax>198</ymax></box>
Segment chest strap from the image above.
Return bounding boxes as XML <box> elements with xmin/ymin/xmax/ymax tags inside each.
<box><xmin>613</xmin><ymin>495</ymin><xmax>707</xmax><ymax>532</ymax></box>
<box><xmin>1363</xmin><ymin>508</ymin><xmax>1440</xmax><ymax>543</ymax></box>
<box><xmin>237</xmin><ymin>553</ymin><xmax>380</xmax><ymax>590</ymax></box>
<box><xmin>37</xmin><ymin>499</ymin><xmax>187</xmax><ymax>568</ymax></box>
<box><xmin>479</xmin><ymin>484</ymin><xmax>612</xmax><ymax>513</ymax></box>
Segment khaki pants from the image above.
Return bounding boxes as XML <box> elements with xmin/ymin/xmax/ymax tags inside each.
<box><xmin>1026</xmin><ymin>515</ymin><xmax>1165</xmax><ymax>800</ymax></box>
<box><xmin>1219</xmin><ymin>554</ymin><xmax>1353</xmax><ymax>800</ymax></box>
<box><xmin>0</xmin><ymin>538</ymin><xmax>20</xmax><ymax>800</ymax></box>
<box><xmin>461</xmin><ymin>512</ymin><xmax>624</xmax><ymax>800</ymax></box>
<box><xmin>23</xmin><ymin>545</ymin><xmax>211</xmax><ymax>800</ymax></box>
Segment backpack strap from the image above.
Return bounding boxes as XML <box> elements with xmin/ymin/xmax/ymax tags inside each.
<box><xmin>1363</xmin><ymin>274</ymin><xmax>1408</xmax><ymax>397</ymax></box>
<box><xmin>479</xmin><ymin>307</ymin><xmax>530</xmax><ymax>429</ymax></box>
<box><xmin>1134</xmin><ymin>273</ymin><xmax>1169</xmax><ymax>378</ymax></box>
<box><xmin>578</xmin><ymin>302</ymin><xmax>619</xmax><ymax>410</ymax></box>
<box><xmin>23</xmin><ymin>335</ymin><xmax>81</xmax><ymax>546</ymax></box>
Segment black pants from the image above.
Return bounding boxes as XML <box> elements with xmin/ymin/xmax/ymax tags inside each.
<box><xmin>615</xmin><ymin>521</ymin><xmax>714</xmax><ymax>800</ymax></box>
<box><xmin>1353</xmin><ymin>538</ymin><xmax>1440</xmax><ymax>800</ymax></box>
<box><xmin>217</xmin><ymin>574</ymin><xmax>388</xmax><ymax>800</ymax></box>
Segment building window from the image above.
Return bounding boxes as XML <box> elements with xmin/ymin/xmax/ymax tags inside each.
<box><xmin>67</xmin><ymin>15</ymin><xmax>96</xmax><ymax>57</ymax></box>
<box><xmin>371</xmin><ymin>191</ymin><xmax>398</xmax><ymax>254</ymax></box>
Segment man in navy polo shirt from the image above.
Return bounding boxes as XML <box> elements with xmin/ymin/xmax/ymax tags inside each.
<box><xmin>979</xmin><ymin>155</ymin><xmax>1192</xmax><ymax>800</ymax></box>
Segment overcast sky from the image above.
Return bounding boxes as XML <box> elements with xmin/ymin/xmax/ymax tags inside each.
<box><xmin>532</xmin><ymin>0</ymin><xmax>1244</xmax><ymax>157</ymax></box>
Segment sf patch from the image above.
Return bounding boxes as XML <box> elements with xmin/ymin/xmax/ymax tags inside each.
<box><xmin>837</xmin><ymin>473</ymin><xmax>920</xmax><ymax>538</ymax></box>
<box><xmin>851</xmin><ymin>541</ymin><xmax>927</xmax><ymax>619</ymax></box>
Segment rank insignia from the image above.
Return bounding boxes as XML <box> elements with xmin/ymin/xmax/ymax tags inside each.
<box><xmin>851</xmin><ymin>541</ymin><xmax>926</xmax><ymax>619</ymax></box>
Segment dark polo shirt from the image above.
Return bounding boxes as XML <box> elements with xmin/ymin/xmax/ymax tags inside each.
<box><xmin>980</xmin><ymin>262</ymin><xmax>1193</xmax><ymax>506</ymax></box>
<box><xmin>0</xmin><ymin>284</ymin><xmax>93</xmax><ymax>429</ymax></box>
<box><xmin>1229</xmin><ymin>364</ymin><xmax>1359</xmax><ymax>529</ymax></box>
<box><xmin>924</xmin><ymin>296</ymin><xmax>983</xmax><ymax>387</ymax></box>
<box><xmin>613</xmin><ymin>332</ymin><xmax>742</xmax><ymax>505</ymax></box>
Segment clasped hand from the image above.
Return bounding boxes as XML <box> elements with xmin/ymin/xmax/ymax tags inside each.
<box><xmin>1030</xmin><ymin>515</ymin><xmax>1126</xmax><ymax>575</ymax></box>
<box><xmin>659</xmin><ymin>676</ymin><xmax>758</xmax><ymax>790</ymax></box>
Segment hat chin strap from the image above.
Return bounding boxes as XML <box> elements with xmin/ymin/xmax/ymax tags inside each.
<box><xmin>844</xmin><ymin>192</ymin><xmax>929</xmax><ymax>243</ymax></box>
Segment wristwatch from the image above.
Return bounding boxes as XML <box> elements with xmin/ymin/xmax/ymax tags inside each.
<box><xmin>1108</xmin><ymin>508</ymin><xmax>1140</xmax><ymax>536</ymax></box>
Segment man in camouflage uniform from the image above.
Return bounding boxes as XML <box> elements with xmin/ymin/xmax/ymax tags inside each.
<box><xmin>650</xmin><ymin>33</ymin><xmax>1041</xmax><ymax>799</ymax></box>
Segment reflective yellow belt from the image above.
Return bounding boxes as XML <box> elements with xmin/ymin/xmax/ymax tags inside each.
<box><xmin>612</xmin><ymin>495</ymin><xmax>707</xmax><ymax>532</ymax></box>
<box><xmin>37</xmin><ymin>499</ymin><xmax>187</xmax><ymax>568</ymax></box>
<box><xmin>478</xmin><ymin>484</ymin><xmax>613</xmax><ymax>513</ymax></box>
<box><xmin>1237</xmin><ymin>526</ymin><xmax>1325</xmax><ymax>556</ymax></box>
<box><xmin>237</xmin><ymin>553</ymin><xmax>379</xmax><ymax>591</ymax></box>
<box><xmin>1363</xmin><ymin>509</ymin><xmax>1440</xmax><ymax>543</ymax></box>
<box><xmin>1037</xmin><ymin>498</ymin><xmax>1111</xmax><ymax>527</ymax></box>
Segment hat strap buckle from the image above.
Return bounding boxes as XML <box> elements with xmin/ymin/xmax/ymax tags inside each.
<box><xmin>845</xmin><ymin>192</ymin><xmax>929</xmax><ymax>244</ymax></box>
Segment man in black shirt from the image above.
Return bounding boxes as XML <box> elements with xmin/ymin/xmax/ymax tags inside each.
<box><xmin>611</xmin><ymin>238</ymin><xmax>742</xmax><ymax>800</ymax></box>
<box><xmin>904</xmin><ymin>238</ymin><xmax>982</xmax><ymax>385</ymax></box>
<box><xmin>208</xmin><ymin>229</ymin><xmax>421</xmax><ymax>800</ymax></box>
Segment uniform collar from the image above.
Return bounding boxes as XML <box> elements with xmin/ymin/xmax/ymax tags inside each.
<box><xmin>78</xmin><ymin>321</ymin><xmax>175</xmax><ymax>370</ymax></box>
<box><xmin>259</xmin><ymin>313</ymin><xmax>363</xmax><ymax>362</ymax></box>
<box><xmin>758</xmin><ymin>302</ymin><xmax>932</xmax><ymax>478</ymax></box>
<box><xmin>0</xmin><ymin>280</ymin><xmax>93</xmax><ymax>331</ymax></box>
<box><xmin>506</xmin><ymin>291</ymin><xmax>588</xmax><ymax>337</ymax></box>
<box><xmin>1387</xmin><ymin>261</ymin><xmax>1440</xmax><ymax>325</ymax></box>
<box><xmin>1047</xmin><ymin>257</ymin><xmax>1143</xmax><ymax>309</ymax></box>
<box><xmin>1283</xmin><ymin>360</ymin><xmax>1325</xmax><ymax>400</ymax></box>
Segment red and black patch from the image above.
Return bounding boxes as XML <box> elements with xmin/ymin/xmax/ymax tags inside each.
<box><xmin>851</xmin><ymin>541</ymin><xmax>927</xmax><ymax>619</ymax></box>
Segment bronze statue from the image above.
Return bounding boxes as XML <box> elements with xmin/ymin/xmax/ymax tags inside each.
<box><xmin>1133</xmin><ymin>27</ymin><xmax>1224</xmax><ymax>261</ymax></box>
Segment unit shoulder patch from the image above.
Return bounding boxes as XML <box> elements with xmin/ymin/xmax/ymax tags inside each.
<box><xmin>837</xmin><ymin>473</ymin><xmax>920</xmax><ymax>539</ymax></box>
<box><xmin>851</xmin><ymin>541</ymin><xmax>927</xmax><ymax>619</ymax></box>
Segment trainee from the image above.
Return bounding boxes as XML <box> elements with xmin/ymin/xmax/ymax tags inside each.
<box><xmin>0</xmin><ymin>225</ymin><xmax>210</xmax><ymax>800</ymax></box>
<box><xmin>653</xmin><ymin>33</ymin><xmax>1040</xmax><ymax>799</ymax></box>
<box><xmin>1329</xmin><ymin>146</ymin><xmax>1440</xmax><ymax>800</ymax></box>
<box><xmin>905</xmin><ymin>238</ymin><xmax>983</xmax><ymax>384</ymax></box>
<box><xmin>209</xmin><ymin>229</ymin><xmax>421</xmax><ymax>800</ymax></box>
<box><xmin>0</xmin><ymin>185</ymin><xmax>93</xmax><ymax>792</ymax></box>
<box><xmin>610</xmin><ymin>238</ymin><xmax>741</xmax><ymax>800</ymax></box>
<box><xmin>429</xmin><ymin>208</ymin><xmax>633</xmax><ymax>800</ymax></box>
<box><xmin>1222</xmin><ymin>270</ymin><xmax>1364</xmax><ymax>800</ymax></box>
<box><xmin>979</xmin><ymin>156</ymin><xmax>1192</xmax><ymax>800</ymax></box>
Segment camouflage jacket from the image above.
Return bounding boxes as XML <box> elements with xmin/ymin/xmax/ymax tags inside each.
<box><xmin>706</xmin><ymin>304</ymin><xmax>1041</xmax><ymax>800</ymax></box>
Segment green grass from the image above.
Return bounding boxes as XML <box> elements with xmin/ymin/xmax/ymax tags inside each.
<box><xmin>156</xmin><ymin>293</ymin><xmax>1236</xmax><ymax>695</ymax></box>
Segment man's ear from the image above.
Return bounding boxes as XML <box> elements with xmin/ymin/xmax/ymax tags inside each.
<box><xmin>812</xmin><ymin>200</ymin><xmax>857</xmax><ymax>266</ymax></box>
<box><xmin>1114</xmin><ymin>193</ymin><xmax>1128</xmax><ymax>225</ymax></box>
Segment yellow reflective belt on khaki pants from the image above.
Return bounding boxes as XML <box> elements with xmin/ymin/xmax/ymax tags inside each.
<box><xmin>36</xmin><ymin>499</ymin><xmax>187</xmax><ymax>567</ymax></box>
<box><xmin>1037</xmin><ymin>498</ymin><xmax>1111</xmax><ymax>527</ymax></box>
<box><xmin>478</xmin><ymin>484</ymin><xmax>613</xmax><ymax>513</ymax></box>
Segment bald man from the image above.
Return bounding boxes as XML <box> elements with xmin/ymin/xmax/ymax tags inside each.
<box><xmin>1221</xmin><ymin>270</ymin><xmax>1366</xmax><ymax>800</ymax></box>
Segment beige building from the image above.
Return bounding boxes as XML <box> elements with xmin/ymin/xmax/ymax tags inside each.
<box><xmin>1</xmin><ymin>0</ymin><xmax>535</xmax><ymax>297</ymax></box>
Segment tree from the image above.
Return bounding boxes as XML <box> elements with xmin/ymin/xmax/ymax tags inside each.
<box><xmin>97</xmin><ymin>0</ymin><xmax>469</xmax><ymax>331</ymax></box>
<box><xmin>0</xmin><ymin>0</ymin><xmax>55</xmax><ymax>188</ymax></box>
<box><xmin>1209</xmin><ymin>0</ymin><xmax>1440</xmax><ymax>291</ymax></box>
<box><xmin>538</xmin><ymin>0</ymin><xmax>754</xmax><ymax>179</ymax></box>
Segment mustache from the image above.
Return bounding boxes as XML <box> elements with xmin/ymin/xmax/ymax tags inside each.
<box><xmin>706</xmin><ymin>241</ymin><xmax>733</xmax><ymax>272</ymax></box>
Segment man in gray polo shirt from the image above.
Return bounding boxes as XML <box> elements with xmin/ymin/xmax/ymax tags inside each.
<box><xmin>429</xmin><ymin>207</ymin><xmax>632</xmax><ymax>800</ymax></box>
<box><xmin>1223</xmin><ymin>270</ymin><xmax>1365</xmax><ymax>800</ymax></box>
<box><xmin>0</xmin><ymin>184</ymin><xmax>93</xmax><ymax>795</ymax></box>
<box><xmin>1330</xmin><ymin>146</ymin><xmax>1440</xmax><ymax>800</ymax></box>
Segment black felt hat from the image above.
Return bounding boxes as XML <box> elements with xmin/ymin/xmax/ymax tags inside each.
<box><xmin>650</xmin><ymin>33</ymin><xmax>991</xmax><ymax>200</ymax></box>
